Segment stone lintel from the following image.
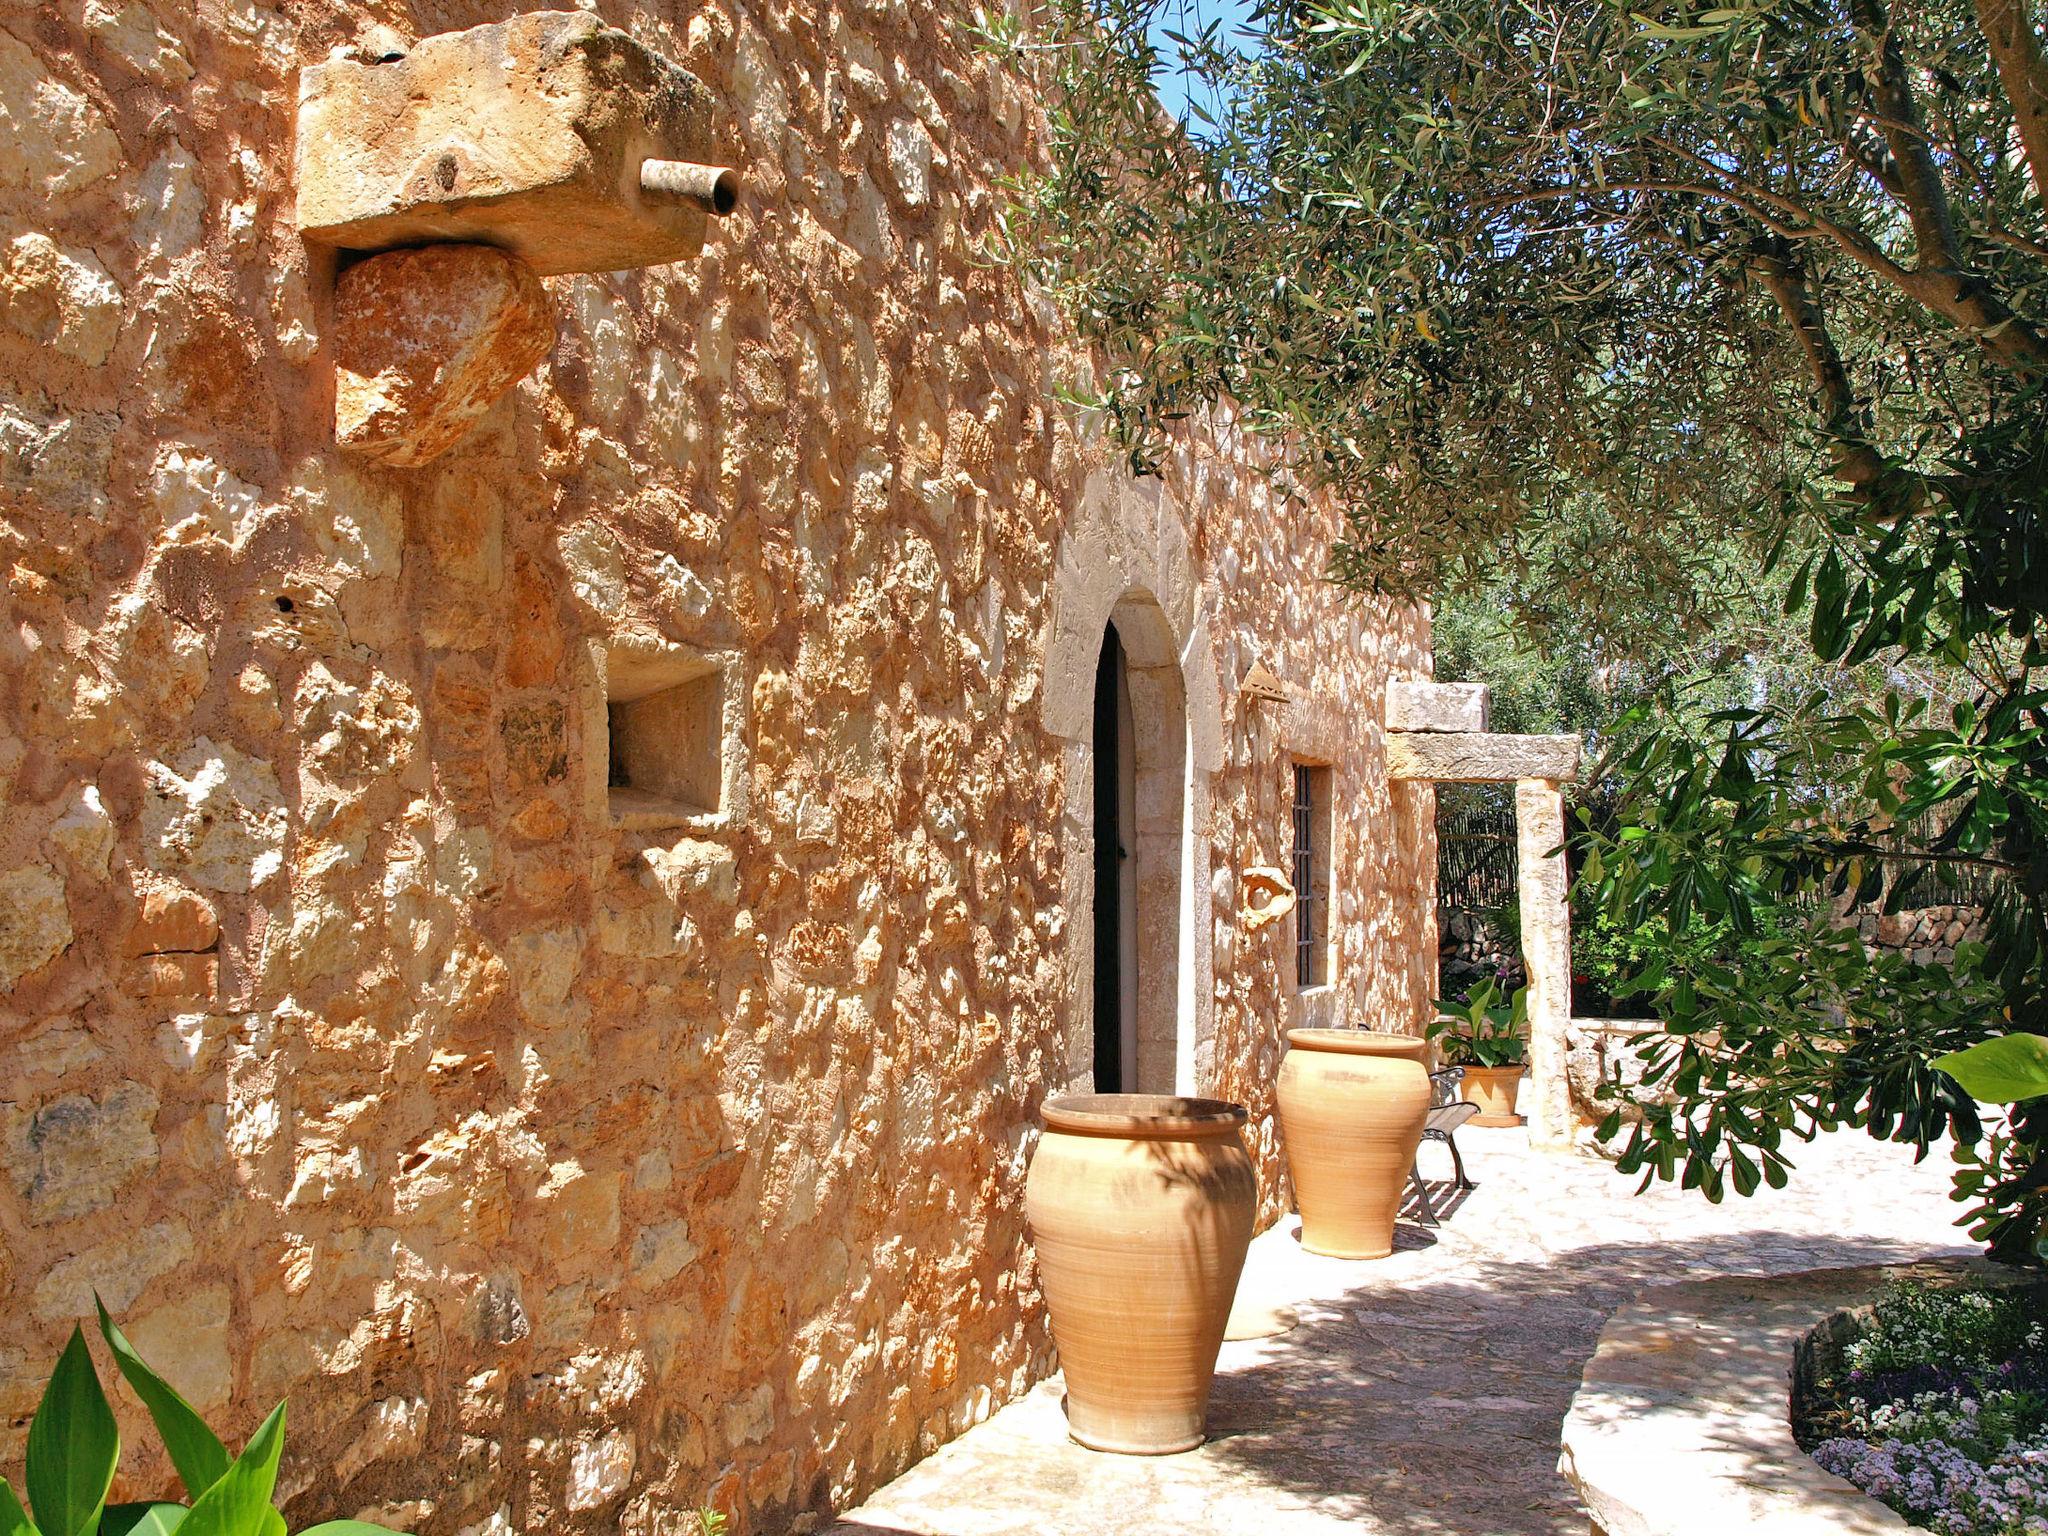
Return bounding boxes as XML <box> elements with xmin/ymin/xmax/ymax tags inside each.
<box><xmin>1385</xmin><ymin>680</ymin><xmax>1489</xmax><ymax>733</ymax></box>
<box><xmin>297</xmin><ymin>12</ymin><xmax>728</xmax><ymax>275</ymax></box>
<box><xmin>1385</xmin><ymin>731</ymin><xmax>1580</xmax><ymax>783</ymax></box>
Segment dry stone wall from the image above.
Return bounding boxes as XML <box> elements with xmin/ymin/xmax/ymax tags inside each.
<box><xmin>0</xmin><ymin>2</ymin><xmax>1432</xmax><ymax>1532</ymax></box>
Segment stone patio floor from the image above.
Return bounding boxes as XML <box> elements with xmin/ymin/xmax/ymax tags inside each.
<box><xmin>825</xmin><ymin>1123</ymin><xmax>1971</xmax><ymax>1536</ymax></box>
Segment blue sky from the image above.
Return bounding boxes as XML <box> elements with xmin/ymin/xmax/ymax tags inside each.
<box><xmin>1146</xmin><ymin>0</ymin><xmax>1259</xmax><ymax>125</ymax></box>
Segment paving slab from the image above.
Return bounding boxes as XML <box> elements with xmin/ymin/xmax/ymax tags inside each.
<box><xmin>825</xmin><ymin>1125</ymin><xmax>1971</xmax><ymax>1536</ymax></box>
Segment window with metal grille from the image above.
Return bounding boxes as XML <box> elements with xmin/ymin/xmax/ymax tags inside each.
<box><xmin>1293</xmin><ymin>763</ymin><xmax>1332</xmax><ymax>988</ymax></box>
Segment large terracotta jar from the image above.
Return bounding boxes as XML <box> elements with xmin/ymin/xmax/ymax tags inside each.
<box><xmin>1460</xmin><ymin>1064</ymin><xmax>1526</xmax><ymax>1126</ymax></box>
<box><xmin>1025</xmin><ymin>1094</ymin><xmax>1257</xmax><ymax>1454</ymax></box>
<box><xmin>1277</xmin><ymin>1030</ymin><xmax>1431</xmax><ymax>1259</ymax></box>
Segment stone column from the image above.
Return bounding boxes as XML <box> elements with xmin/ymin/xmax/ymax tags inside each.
<box><xmin>1516</xmin><ymin>778</ymin><xmax>1573</xmax><ymax>1151</ymax></box>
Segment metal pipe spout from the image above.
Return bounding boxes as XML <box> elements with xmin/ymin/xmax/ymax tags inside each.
<box><xmin>640</xmin><ymin>159</ymin><xmax>739</xmax><ymax>216</ymax></box>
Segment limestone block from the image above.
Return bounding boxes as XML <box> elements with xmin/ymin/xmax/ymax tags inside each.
<box><xmin>5</xmin><ymin>1082</ymin><xmax>159</xmax><ymax>1224</ymax></box>
<box><xmin>628</xmin><ymin>1219</ymin><xmax>699</xmax><ymax>1288</ymax></box>
<box><xmin>81</xmin><ymin>1</ymin><xmax>194</xmax><ymax>84</ymax></box>
<box><xmin>0</xmin><ymin>862</ymin><xmax>72</xmax><ymax>989</ymax></box>
<box><xmin>333</xmin><ymin>244</ymin><xmax>555</xmax><ymax>468</ymax></box>
<box><xmin>126</xmin><ymin>871</ymin><xmax>220</xmax><ymax>955</ymax></box>
<box><xmin>0</xmin><ymin>391</ymin><xmax>113</xmax><ymax>518</ymax></box>
<box><xmin>1385</xmin><ymin>680</ymin><xmax>1490</xmax><ymax>733</ymax></box>
<box><xmin>125</xmin><ymin>1285</ymin><xmax>231</xmax><ymax>1410</ymax></box>
<box><xmin>1517</xmin><ymin>780</ymin><xmax>1575</xmax><ymax>1152</ymax></box>
<box><xmin>1385</xmin><ymin>730</ymin><xmax>1581</xmax><ymax>783</ymax></box>
<box><xmin>642</xmin><ymin>839</ymin><xmax>737</xmax><ymax>906</ymax></box>
<box><xmin>296</xmin><ymin>12</ymin><xmax>730</xmax><ymax>275</ymax></box>
<box><xmin>48</xmin><ymin>784</ymin><xmax>116</xmax><ymax>875</ymax></box>
<box><xmin>0</xmin><ymin>233</ymin><xmax>124</xmax><ymax>365</ymax></box>
<box><xmin>335</xmin><ymin>1395</ymin><xmax>429</xmax><ymax>1485</ymax></box>
<box><xmin>31</xmin><ymin>1220</ymin><xmax>194</xmax><ymax>1321</ymax></box>
<box><xmin>126</xmin><ymin>951</ymin><xmax>217</xmax><ymax>1000</ymax></box>
<box><xmin>0</xmin><ymin>31</ymin><xmax>121</xmax><ymax>195</ymax></box>
<box><xmin>565</xmin><ymin>1429</ymin><xmax>636</xmax><ymax>1512</ymax></box>
<box><xmin>141</xmin><ymin>738</ymin><xmax>289</xmax><ymax>893</ymax></box>
<box><xmin>887</xmin><ymin>118</ymin><xmax>934</xmax><ymax>208</ymax></box>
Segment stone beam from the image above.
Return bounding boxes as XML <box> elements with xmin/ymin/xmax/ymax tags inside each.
<box><xmin>1385</xmin><ymin>680</ymin><xmax>1489</xmax><ymax>733</ymax></box>
<box><xmin>1385</xmin><ymin>731</ymin><xmax>1580</xmax><ymax>783</ymax></box>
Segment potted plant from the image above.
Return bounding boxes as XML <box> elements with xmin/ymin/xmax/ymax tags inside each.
<box><xmin>1430</xmin><ymin>978</ymin><xmax>1530</xmax><ymax>1126</ymax></box>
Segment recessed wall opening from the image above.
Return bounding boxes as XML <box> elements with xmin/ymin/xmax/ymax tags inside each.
<box><xmin>1091</xmin><ymin>621</ymin><xmax>1139</xmax><ymax>1094</ymax></box>
<box><xmin>1085</xmin><ymin>592</ymin><xmax>1189</xmax><ymax>1096</ymax></box>
<box><xmin>605</xmin><ymin>644</ymin><xmax>723</xmax><ymax>822</ymax></box>
<box><xmin>1293</xmin><ymin>761</ymin><xmax>1334</xmax><ymax>990</ymax></box>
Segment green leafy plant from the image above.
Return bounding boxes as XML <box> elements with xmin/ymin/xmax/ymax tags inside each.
<box><xmin>693</xmin><ymin>1511</ymin><xmax>726</xmax><ymax>1536</ymax></box>
<box><xmin>2</xmin><ymin>1302</ymin><xmax>404</xmax><ymax>1536</ymax></box>
<box><xmin>1428</xmin><ymin>979</ymin><xmax>1529</xmax><ymax>1068</ymax></box>
<box><xmin>1939</xmin><ymin>1036</ymin><xmax>2048</xmax><ymax>1108</ymax></box>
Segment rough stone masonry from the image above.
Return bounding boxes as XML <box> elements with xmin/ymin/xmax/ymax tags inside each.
<box><xmin>0</xmin><ymin>2</ymin><xmax>1435</xmax><ymax>1532</ymax></box>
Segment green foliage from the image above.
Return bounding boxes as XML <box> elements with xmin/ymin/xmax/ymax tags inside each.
<box><xmin>1939</xmin><ymin>1036</ymin><xmax>2048</xmax><ymax>1108</ymax></box>
<box><xmin>3</xmin><ymin>1306</ymin><xmax>406</xmax><ymax>1536</ymax></box>
<box><xmin>25</xmin><ymin>1330</ymin><xmax>119</xmax><ymax>1536</ymax></box>
<box><xmin>1428</xmin><ymin>978</ymin><xmax>1529</xmax><ymax>1067</ymax></box>
<box><xmin>694</xmin><ymin>1511</ymin><xmax>727</xmax><ymax>1536</ymax></box>
<box><xmin>1571</xmin><ymin>910</ymin><xmax>1665</xmax><ymax>1020</ymax></box>
<box><xmin>94</xmin><ymin>1303</ymin><xmax>227</xmax><ymax>1503</ymax></box>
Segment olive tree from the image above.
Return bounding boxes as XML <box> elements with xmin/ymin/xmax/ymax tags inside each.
<box><xmin>987</xmin><ymin>0</ymin><xmax>2048</xmax><ymax>1254</ymax></box>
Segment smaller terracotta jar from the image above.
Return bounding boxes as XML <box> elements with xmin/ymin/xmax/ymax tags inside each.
<box><xmin>1025</xmin><ymin>1094</ymin><xmax>1257</xmax><ymax>1454</ymax></box>
<box><xmin>1277</xmin><ymin>1030</ymin><xmax>1430</xmax><ymax>1259</ymax></box>
<box><xmin>1460</xmin><ymin>1064</ymin><xmax>1526</xmax><ymax>1126</ymax></box>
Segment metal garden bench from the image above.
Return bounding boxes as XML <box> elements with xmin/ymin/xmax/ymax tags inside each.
<box><xmin>1409</xmin><ymin>1066</ymin><xmax>1477</xmax><ymax>1225</ymax></box>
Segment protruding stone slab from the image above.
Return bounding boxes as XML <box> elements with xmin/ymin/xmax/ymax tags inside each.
<box><xmin>296</xmin><ymin>11</ymin><xmax>731</xmax><ymax>275</ymax></box>
<box><xmin>1386</xmin><ymin>731</ymin><xmax>1580</xmax><ymax>783</ymax></box>
<box><xmin>333</xmin><ymin>244</ymin><xmax>554</xmax><ymax>468</ymax></box>
<box><xmin>1386</xmin><ymin>680</ymin><xmax>1490</xmax><ymax>733</ymax></box>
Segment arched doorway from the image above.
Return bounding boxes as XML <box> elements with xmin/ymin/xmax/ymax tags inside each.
<box><xmin>1088</xmin><ymin>594</ymin><xmax>1188</xmax><ymax>1095</ymax></box>
<box><xmin>1042</xmin><ymin>468</ymin><xmax>1226</xmax><ymax>1099</ymax></box>
<box><xmin>1091</xmin><ymin>621</ymin><xmax>1137</xmax><ymax>1091</ymax></box>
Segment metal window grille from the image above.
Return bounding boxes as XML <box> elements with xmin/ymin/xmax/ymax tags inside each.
<box><xmin>1294</xmin><ymin>764</ymin><xmax>1315</xmax><ymax>988</ymax></box>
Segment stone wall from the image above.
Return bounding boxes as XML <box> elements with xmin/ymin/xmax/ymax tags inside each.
<box><xmin>0</xmin><ymin>3</ymin><xmax>1433</xmax><ymax>1534</ymax></box>
<box><xmin>1848</xmin><ymin>903</ymin><xmax>1986</xmax><ymax>967</ymax></box>
<box><xmin>1436</xmin><ymin>906</ymin><xmax>1524</xmax><ymax>998</ymax></box>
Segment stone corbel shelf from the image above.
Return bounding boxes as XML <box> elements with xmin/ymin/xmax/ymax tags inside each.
<box><xmin>1558</xmin><ymin>1257</ymin><xmax>2014</xmax><ymax>1536</ymax></box>
<box><xmin>294</xmin><ymin>11</ymin><xmax>740</xmax><ymax>466</ymax></box>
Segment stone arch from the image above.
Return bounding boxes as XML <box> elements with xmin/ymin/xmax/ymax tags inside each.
<box><xmin>1043</xmin><ymin>470</ymin><xmax>1225</xmax><ymax>1096</ymax></box>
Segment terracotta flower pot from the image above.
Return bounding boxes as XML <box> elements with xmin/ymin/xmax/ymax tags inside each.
<box><xmin>1025</xmin><ymin>1093</ymin><xmax>1257</xmax><ymax>1454</ymax></box>
<box><xmin>1460</xmin><ymin>1064</ymin><xmax>1526</xmax><ymax>1126</ymax></box>
<box><xmin>1277</xmin><ymin>1030</ymin><xmax>1430</xmax><ymax>1259</ymax></box>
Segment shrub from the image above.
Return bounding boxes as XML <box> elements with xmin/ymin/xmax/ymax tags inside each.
<box><xmin>1845</xmin><ymin>1282</ymin><xmax>2046</xmax><ymax>1377</ymax></box>
<box><xmin>1802</xmin><ymin>1281</ymin><xmax>2048</xmax><ymax>1536</ymax></box>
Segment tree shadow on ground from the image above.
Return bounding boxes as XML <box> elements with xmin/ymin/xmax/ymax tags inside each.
<box><xmin>1198</xmin><ymin>1226</ymin><xmax>1950</xmax><ymax>1535</ymax></box>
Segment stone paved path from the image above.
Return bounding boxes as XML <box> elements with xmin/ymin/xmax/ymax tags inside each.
<box><xmin>825</xmin><ymin>1125</ymin><xmax>1971</xmax><ymax>1536</ymax></box>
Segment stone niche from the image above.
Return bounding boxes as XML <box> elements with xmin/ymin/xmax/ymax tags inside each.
<box><xmin>599</xmin><ymin>638</ymin><xmax>743</xmax><ymax>831</ymax></box>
